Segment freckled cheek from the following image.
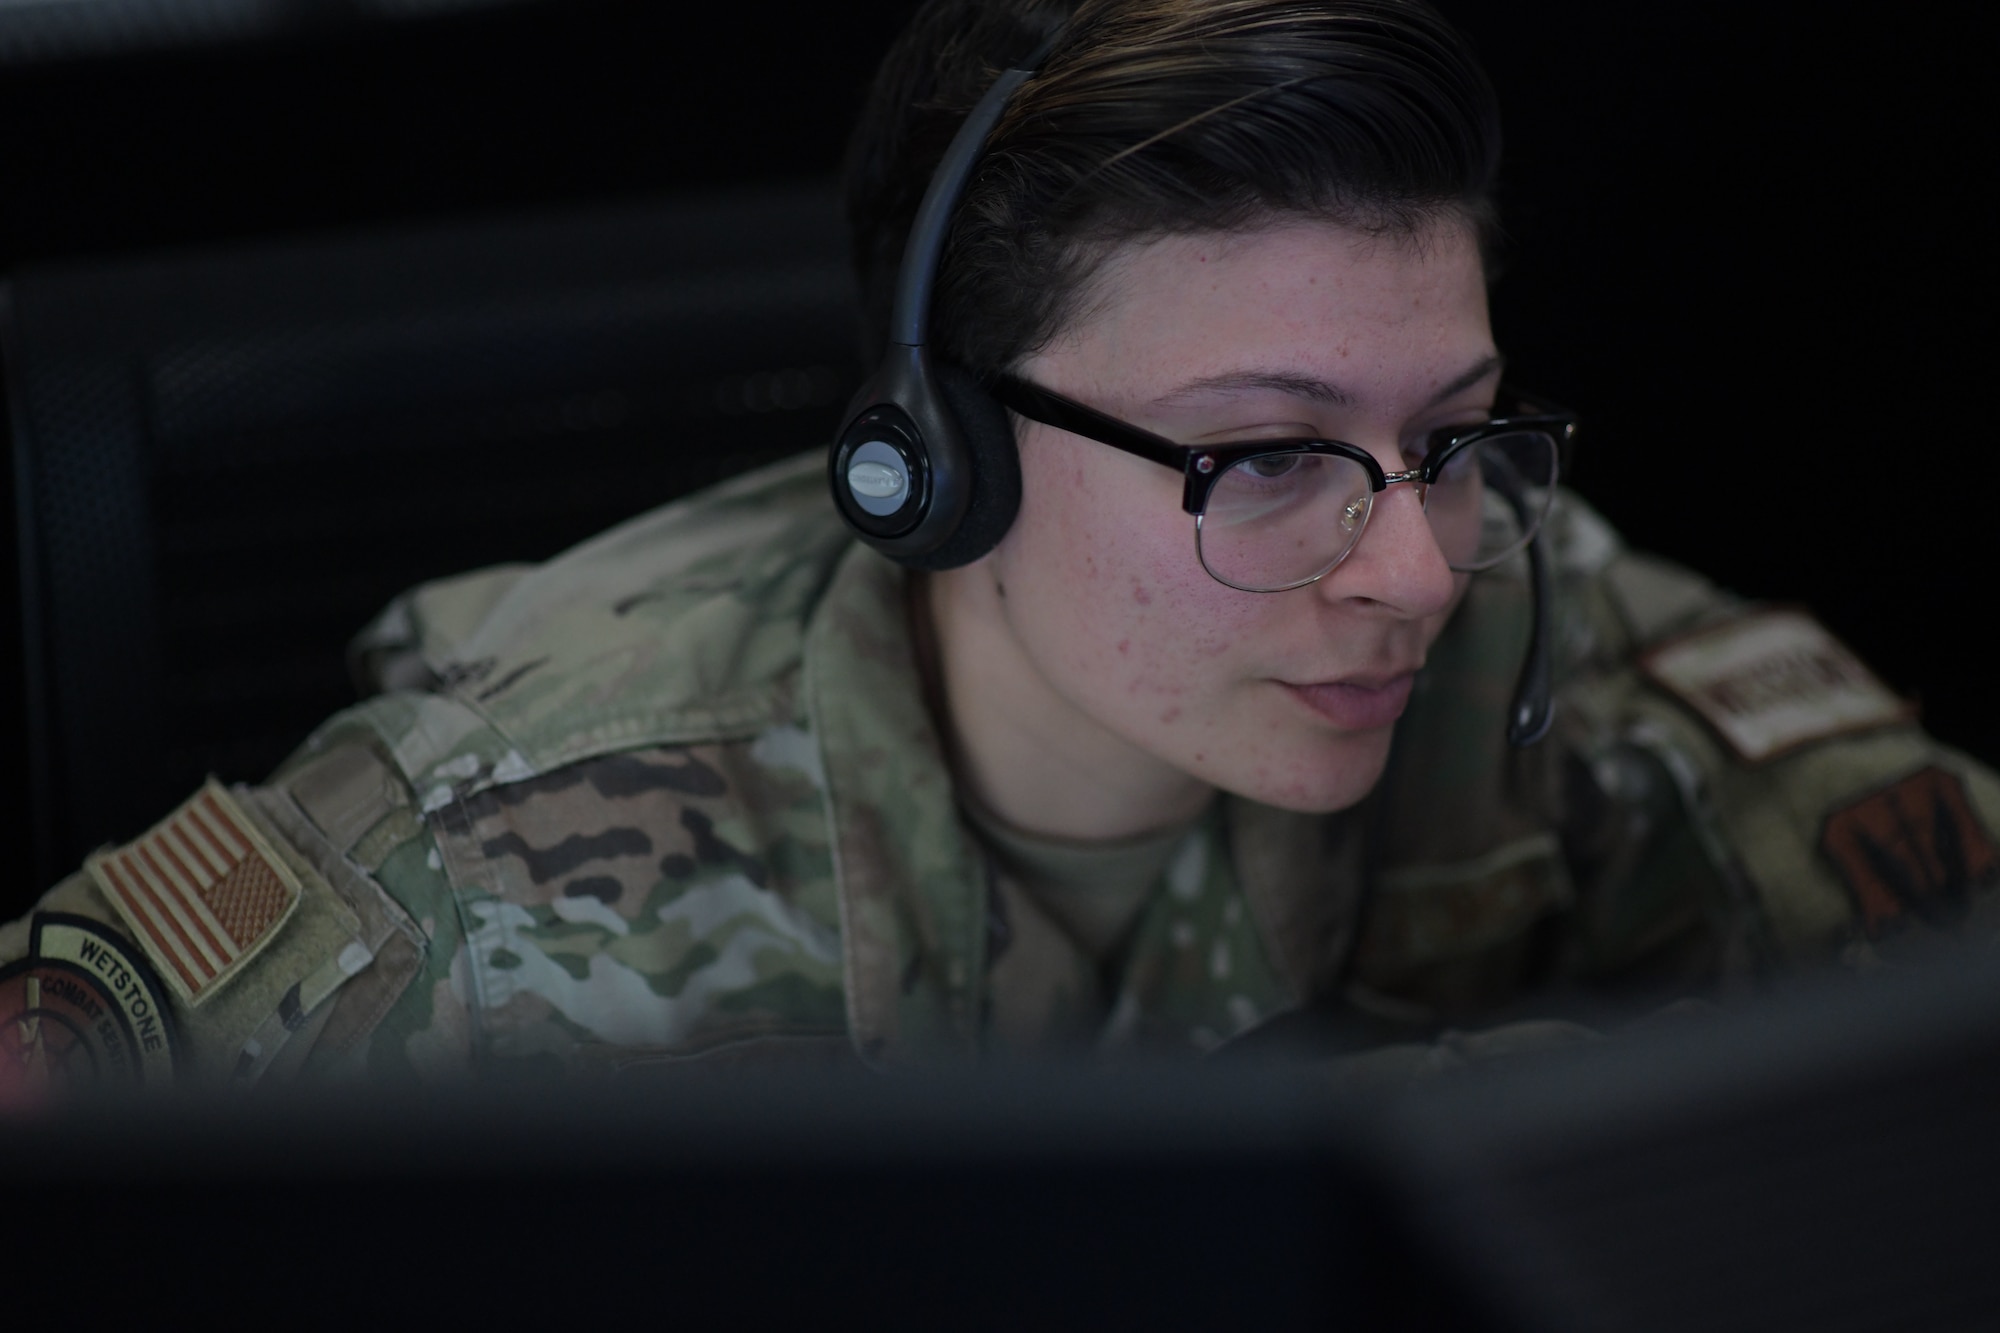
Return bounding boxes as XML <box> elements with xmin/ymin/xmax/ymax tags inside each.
<box><xmin>1013</xmin><ymin>448</ymin><xmax>1248</xmax><ymax>682</ymax></box>
<box><xmin>1110</xmin><ymin>583</ymin><xmax>1259</xmax><ymax>694</ymax></box>
<box><xmin>1042</xmin><ymin>506</ymin><xmax>1190</xmax><ymax>627</ymax></box>
<box><xmin>1157</xmin><ymin>575</ymin><xmax>1287</xmax><ymax>663</ymax></box>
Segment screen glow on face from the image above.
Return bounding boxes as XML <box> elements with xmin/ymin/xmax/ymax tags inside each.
<box><xmin>957</xmin><ymin>217</ymin><xmax>1501</xmax><ymax>823</ymax></box>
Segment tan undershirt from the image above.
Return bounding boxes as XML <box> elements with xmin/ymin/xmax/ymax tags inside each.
<box><xmin>959</xmin><ymin>789</ymin><xmax>1209</xmax><ymax>1051</ymax></box>
<box><xmin>959</xmin><ymin>792</ymin><xmax>1201</xmax><ymax>957</ymax></box>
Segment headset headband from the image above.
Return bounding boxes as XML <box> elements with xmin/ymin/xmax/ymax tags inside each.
<box><xmin>891</xmin><ymin>34</ymin><xmax>1062</xmax><ymax>348</ymax></box>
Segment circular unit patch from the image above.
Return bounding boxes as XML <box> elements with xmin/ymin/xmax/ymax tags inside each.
<box><xmin>0</xmin><ymin>914</ymin><xmax>179</xmax><ymax>1102</ymax></box>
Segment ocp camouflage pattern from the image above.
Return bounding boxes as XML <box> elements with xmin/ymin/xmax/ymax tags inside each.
<box><xmin>7</xmin><ymin>449</ymin><xmax>2000</xmax><ymax>1087</ymax></box>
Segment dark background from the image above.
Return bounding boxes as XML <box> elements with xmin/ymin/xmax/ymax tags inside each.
<box><xmin>1</xmin><ymin>0</ymin><xmax>1992</xmax><ymax>905</ymax></box>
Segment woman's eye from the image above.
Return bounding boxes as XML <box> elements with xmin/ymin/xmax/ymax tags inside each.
<box><xmin>1243</xmin><ymin>453</ymin><xmax>1303</xmax><ymax>479</ymax></box>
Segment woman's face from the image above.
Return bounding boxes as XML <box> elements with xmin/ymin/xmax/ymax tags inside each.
<box><xmin>984</xmin><ymin>216</ymin><xmax>1499</xmax><ymax>814</ymax></box>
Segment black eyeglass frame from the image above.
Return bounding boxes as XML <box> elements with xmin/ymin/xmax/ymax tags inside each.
<box><xmin>991</xmin><ymin>374</ymin><xmax>1579</xmax><ymax>518</ymax></box>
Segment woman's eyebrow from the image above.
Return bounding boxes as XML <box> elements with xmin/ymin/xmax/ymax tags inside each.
<box><xmin>1150</xmin><ymin>353</ymin><xmax>1504</xmax><ymax>412</ymax></box>
<box><xmin>1153</xmin><ymin>369</ymin><xmax>1356</xmax><ymax>408</ymax></box>
<box><xmin>1427</xmin><ymin>353</ymin><xmax>1505</xmax><ymax>407</ymax></box>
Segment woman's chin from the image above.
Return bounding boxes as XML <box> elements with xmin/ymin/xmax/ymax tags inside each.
<box><xmin>1209</xmin><ymin>728</ymin><xmax>1398</xmax><ymax>815</ymax></box>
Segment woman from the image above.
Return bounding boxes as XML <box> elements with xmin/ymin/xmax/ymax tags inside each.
<box><xmin>4</xmin><ymin>0</ymin><xmax>1991</xmax><ymax>1092</ymax></box>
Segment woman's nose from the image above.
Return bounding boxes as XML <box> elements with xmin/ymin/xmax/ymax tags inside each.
<box><xmin>1319</xmin><ymin>477</ymin><xmax>1458</xmax><ymax>617</ymax></box>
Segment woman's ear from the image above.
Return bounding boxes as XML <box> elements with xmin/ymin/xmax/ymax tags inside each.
<box><xmin>908</xmin><ymin>364</ymin><xmax>1023</xmax><ymax>571</ymax></box>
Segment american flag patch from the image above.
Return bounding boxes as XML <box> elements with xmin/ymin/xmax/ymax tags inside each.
<box><xmin>85</xmin><ymin>780</ymin><xmax>303</xmax><ymax>1007</ymax></box>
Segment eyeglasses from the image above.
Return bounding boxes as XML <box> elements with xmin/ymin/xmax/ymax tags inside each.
<box><xmin>991</xmin><ymin>375</ymin><xmax>1577</xmax><ymax>593</ymax></box>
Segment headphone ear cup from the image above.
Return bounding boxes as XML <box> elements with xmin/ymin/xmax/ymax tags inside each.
<box><xmin>904</xmin><ymin>364</ymin><xmax>1022</xmax><ymax>570</ymax></box>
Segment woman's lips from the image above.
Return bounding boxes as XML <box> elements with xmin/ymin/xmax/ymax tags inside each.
<box><xmin>1283</xmin><ymin>673</ymin><xmax>1416</xmax><ymax>730</ymax></box>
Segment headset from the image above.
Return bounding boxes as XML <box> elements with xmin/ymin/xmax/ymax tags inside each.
<box><xmin>826</xmin><ymin>34</ymin><xmax>1056</xmax><ymax>571</ymax></box>
<box><xmin>827</xmin><ymin>32</ymin><xmax>1553</xmax><ymax>747</ymax></box>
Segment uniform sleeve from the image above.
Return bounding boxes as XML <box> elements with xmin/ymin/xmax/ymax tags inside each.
<box><xmin>1550</xmin><ymin>523</ymin><xmax>2000</xmax><ymax>986</ymax></box>
<box><xmin>0</xmin><ymin>732</ymin><xmax>472</xmax><ymax>1100</ymax></box>
<box><xmin>259</xmin><ymin>735</ymin><xmax>474</xmax><ymax>1084</ymax></box>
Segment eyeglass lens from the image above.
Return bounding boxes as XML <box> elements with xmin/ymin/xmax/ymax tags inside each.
<box><xmin>1194</xmin><ymin>429</ymin><xmax>1560</xmax><ymax>592</ymax></box>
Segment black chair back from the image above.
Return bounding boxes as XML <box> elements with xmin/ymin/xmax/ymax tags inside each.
<box><xmin>4</xmin><ymin>178</ymin><xmax>861</xmax><ymax>895</ymax></box>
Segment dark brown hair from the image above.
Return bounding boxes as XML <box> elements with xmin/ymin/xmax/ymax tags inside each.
<box><xmin>845</xmin><ymin>0</ymin><xmax>1503</xmax><ymax>377</ymax></box>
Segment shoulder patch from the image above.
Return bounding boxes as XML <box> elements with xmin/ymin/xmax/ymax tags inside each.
<box><xmin>1</xmin><ymin>913</ymin><xmax>180</xmax><ymax>1101</ymax></box>
<box><xmin>1638</xmin><ymin>607</ymin><xmax>1912</xmax><ymax>764</ymax></box>
<box><xmin>85</xmin><ymin>780</ymin><xmax>303</xmax><ymax>1007</ymax></box>
<box><xmin>1820</xmin><ymin>766</ymin><xmax>2000</xmax><ymax>940</ymax></box>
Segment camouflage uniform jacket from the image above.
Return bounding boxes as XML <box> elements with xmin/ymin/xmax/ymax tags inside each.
<box><xmin>8</xmin><ymin>451</ymin><xmax>1999</xmax><ymax>1089</ymax></box>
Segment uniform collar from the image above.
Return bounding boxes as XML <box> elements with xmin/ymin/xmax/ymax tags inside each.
<box><xmin>805</xmin><ymin>542</ymin><xmax>988</xmax><ymax>1068</ymax></box>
